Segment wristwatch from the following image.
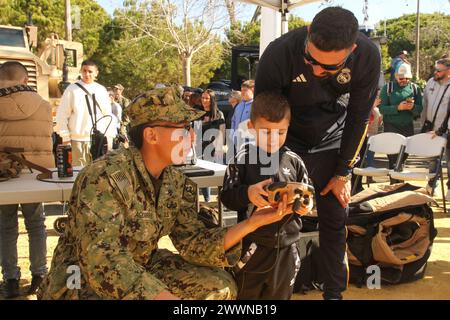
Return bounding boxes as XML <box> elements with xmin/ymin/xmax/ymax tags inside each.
<box><xmin>334</xmin><ymin>174</ymin><xmax>352</xmax><ymax>182</ymax></box>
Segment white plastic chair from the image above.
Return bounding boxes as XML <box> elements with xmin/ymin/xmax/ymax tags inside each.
<box><xmin>352</xmin><ymin>132</ymin><xmax>407</xmax><ymax>194</ymax></box>
<box><xmin>389</xmin><ymin>133</ymin><xmax>447</xmax><ymax>211</ymax></box>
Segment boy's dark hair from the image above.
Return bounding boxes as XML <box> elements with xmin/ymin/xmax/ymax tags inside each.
<box><xmin>81</xmin><ymin>59</ymin><xmax>98</xmax><ymax>69</ymax></box>
<box><xmin>0</xmin><ymin>61</ymin><xmax>28</xmax><ymax>81</ymax></box>
<box><xmin>250</xmin><ymin>91</ymin><xmax>291</xmax><ymax>123</ymax></box>
<box><xmin>309</xmin><ymin>7</ymin><xmax>359</xmax><ymax>51</ymax></box>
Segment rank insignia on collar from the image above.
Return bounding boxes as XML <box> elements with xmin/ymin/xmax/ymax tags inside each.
<box><xmin>337</xmin><ymin>68</ymin><xmax>352</xmax><ymax>84</ymax></box>
<box><xmin>182</xmin><ymin>178</ymin><xmax>197</xmax><ymax>203</ymax></box>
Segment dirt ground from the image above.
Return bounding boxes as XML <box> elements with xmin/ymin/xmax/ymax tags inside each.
<box><xmin>2</xmin><ymin>183</ymin><xmax>450</xmax><ymax>300</ymax></box>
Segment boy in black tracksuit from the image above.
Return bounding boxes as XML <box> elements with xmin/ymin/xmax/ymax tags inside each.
<box><xmin>221</xmin><ymin>91</ymin><xmax>312</xmax><ymax>300</ymax></box>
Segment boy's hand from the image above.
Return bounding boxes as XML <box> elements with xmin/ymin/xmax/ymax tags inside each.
<box><xmin>247</xmin><ymin>178</ymin><xmax>272</xmax><ymax>208</ymax></box>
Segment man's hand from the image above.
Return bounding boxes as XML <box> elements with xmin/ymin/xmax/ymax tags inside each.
<box><xmin>247</xmin><ymin>178</ymin><xmax>272</xmax><ymax>208</ymax></box>
<box><xmin>320</xmin><ymin>177</ymin><xmax>351</xmax><ymax>208</ymax></box>
<box><xmin>398</xmin><ymin>100</ymin><xmax>413</xmax><ymax>111</ymax></box>
<box><xmin>249</xmin><ymin>193</ymin><xmax>292</xmax><ymax>229</ymax></box>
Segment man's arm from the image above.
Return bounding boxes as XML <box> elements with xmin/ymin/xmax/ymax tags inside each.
<box><xmin>322</xmin><ymin>48</ymin><xmax>380</xmax><ymax>207</ymax></box>
<box><xmin>54</xmin><ymin>88</ymin><xmax>73</xmax><ymax>143</ymax></box>
<box><xmin>379</xmin><ymin>85</ymin><xmax>402</xmax><ymax>115</ymax></box>
<box><xmin>254</xmin><ymin>42</ymin><xmax>289</xmax><ymax>96</ymax></box>
<box><xmin>334</xmin><ymin>53</ymin><xmax>381</xmax><ymax>177</ymax></box>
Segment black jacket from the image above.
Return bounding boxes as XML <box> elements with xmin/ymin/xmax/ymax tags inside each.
<box><xmin>220</xmin><ymin>144</ymin><xmax>310</xmax><ymax>248</ymax></box>
<box><xmin>255</xmin><ymin>27</ymin><xmax>381</xmax><ymax>176</ymax></box>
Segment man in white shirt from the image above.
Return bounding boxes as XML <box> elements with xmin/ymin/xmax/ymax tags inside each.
<box><xmin>55</xmin><ymin>60</ymin><xmax>115</xmax><ymax>166</ymax></box>
<box><xmin>423</xmin><ymin>58</ymin><xmax>450</xmax><ymax>197</ymax></box>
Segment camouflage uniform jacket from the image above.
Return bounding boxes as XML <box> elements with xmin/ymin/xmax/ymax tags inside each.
<box><xmin>40</xmin><ymin>146</ymin><xmax>241</xmax><ymax>299</ymax></box>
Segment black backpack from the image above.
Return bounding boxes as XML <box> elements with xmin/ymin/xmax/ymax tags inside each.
<box><xmin>347</xmin><ymin>183</ymin><xmax>437</xmax><ymax>286</ymax></box>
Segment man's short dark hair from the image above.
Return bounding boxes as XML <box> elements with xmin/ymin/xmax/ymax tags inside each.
<box><xmin>81</xmin><ymin>59</ymin><xmax>98</xmax><ymax>69</ymax></box>
<box><xmin>309</xmin><ymin>7</ymin><xmax>359</xmax><ymax>51</ymax></box>
<box><xmin>250</xmin><ymin>91</ymin><xmax>291</xmax><ymax>123</ymax></box>
<box><xmin>128</xmin><ymin>123</ymin><xmax>149</xmax><ymax>149</ymax></box>
<box><xmin>0</xmin><ymin>61</ymin><xmax>28</xmax><ymax>81</ymax></box>
<box><xmin>436</xmin><ymin>58</ymin><xmax>450</xmax><ymax>69</ymax></box>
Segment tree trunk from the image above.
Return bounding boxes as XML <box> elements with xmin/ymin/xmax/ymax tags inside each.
<box><xmin>65</xmin><ymin>0</ymin><xmax>72</xmax><ymax>41</ymax></box>
<box><xmin>183</xmin><ymin>54</ymin><xmax>191</xmax><ymax>86</ymax></box>
<box><xmin>224</xmin><ymin>0</ymin><xmax>236</xmax><ymax>26</ymax></box>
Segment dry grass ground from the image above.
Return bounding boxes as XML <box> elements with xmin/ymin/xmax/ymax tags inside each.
<box><xmin>2</xmin><ymin>177</ymin><xmax>450</xmax><ymax>300</ymax></box>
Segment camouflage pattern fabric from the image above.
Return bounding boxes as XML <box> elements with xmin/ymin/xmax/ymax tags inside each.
<box><xmin>0</xmin><ymin>151</ymin><xmax>24</xmax><ymax>181</ymax></box>
<box><xmin>124</xmin><ymin>86</ymin><xmax>205</xmax><ymax>127</ymax></box>
<box><xmin>37</xmin><ymin>146</ymin><xmax>240</xmax><ymax>300</ymax></box>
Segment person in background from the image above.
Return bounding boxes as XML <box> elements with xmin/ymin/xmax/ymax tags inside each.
<box><xmin>225</xmin><ymin>90</ymin><xmax>242</xmax><ymax>163</ymax></box>
<box><xmin>113</xmin><ymin>84</ymin><xmax>130</xmax><ymax>110</ymax></box>
<box><xmin>231</xmin><ymin>80</ymin><xmax>255</xmax><ymax>154</ymax></box>
<box><xmin>389</xmin><ymin>50</ymin><xmax>410</xmax><ymax>82</ymax></box>
<box><xmin>55</xmin><ymin>60</ymin><xmax>116</xmax><ymax>166</ymax></box>
<box><xmin>196</xmin><ymin>89</ymin><xmax>225</xmax><ymax>202</ymax></box>
<box><xmin>0</xmin><ymin>61</ymin><xmax>53</xmax><ymax>298</ymax></box>
<box><xmin>379</xmin><ymin>63</ymin><xmax>422</xmax><ymax>171</ymax></box>
<box><xmin>422</xmin><ymin>58</ymin><xmax>450</xmax><ymax>197</ymax></box>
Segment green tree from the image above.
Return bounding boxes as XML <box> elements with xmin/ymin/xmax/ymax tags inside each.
<box><xmin>0</xmin><ymin>0</ymin><xmax>110</xmax><ymax>57</ymax></box>
<box><xmin>375</xmin><ymin>13</ymin><xmax>450</xmax><ymax>80</ymax></box>
<box><xmin>95</xmin><ymin>0</ymin><xmax>223</xmax><ymax>96</ymax></box>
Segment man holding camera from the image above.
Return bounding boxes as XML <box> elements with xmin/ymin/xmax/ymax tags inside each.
<box><xmin>55</xmin><ymin>60</ymin><xmax>116</xmax><ymax>166</ymax></box>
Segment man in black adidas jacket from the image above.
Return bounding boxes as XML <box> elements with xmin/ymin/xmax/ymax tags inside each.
<box><xmin>254</xmin><ymin>7</ymin><xmax>381</xmax><ymax>300</ymax></box>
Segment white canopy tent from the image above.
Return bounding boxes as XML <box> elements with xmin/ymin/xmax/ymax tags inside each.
<box><xmin>238</xmin><ymin>0</ymin><xmax>324</xmax><ymax>55</ymax></box>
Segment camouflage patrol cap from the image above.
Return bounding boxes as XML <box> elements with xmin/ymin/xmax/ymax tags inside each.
<box><xmin>125</xmin><ymin>86</ymin><xmax>205</xmax><ymax>127</ymax></box>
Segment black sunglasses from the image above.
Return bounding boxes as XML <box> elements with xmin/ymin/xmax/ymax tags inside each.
<box><xmin>147</xmin><ymin>124</ymin><xmax>192</xmax><ymax>136</ymax></box>
<box><xmin>303</xmin><ymin>38</ymin><xmax>353</xmax><ymax>71</ymax></box>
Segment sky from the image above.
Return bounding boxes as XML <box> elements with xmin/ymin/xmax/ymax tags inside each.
<box><xmin>95</xmin><ymin>0</ymin><xmax>449</xmax><ymax>26</ymax></box>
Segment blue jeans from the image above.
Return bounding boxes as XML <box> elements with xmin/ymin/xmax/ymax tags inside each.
<box><xmin>201</xmin><ymin>187</ymin><xmax>211</xmax><ymax>202</ymax></box>
<box><xmin>0</xmin><ymin>203</ymin><xmax>47</xmax><ymax>280</ymax></box>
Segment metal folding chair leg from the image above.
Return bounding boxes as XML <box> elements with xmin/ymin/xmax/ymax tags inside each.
<box><xmin>440</xmin><ymin>167</ymin><xmax>447</xmax><ymax>213</ymax></box>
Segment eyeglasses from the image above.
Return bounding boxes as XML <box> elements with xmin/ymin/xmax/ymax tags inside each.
<box><xmin>303</xmin><ymin>38</ymin><xmax>353</xmax><ymax>71</ymax></box>
<box><xmin>147</xmin><ymin>124</ymin><xmax>192</xmax><ymax>136</ymax></box>
<box><xmin>434</xmin><ymin>68</ymin><xmax>448</xmax><ymax>73</ymax></box>
<box><xmin>398</xmin><ymin>77</ymin><xmax>411</xmax><ymax>81</ymax></box>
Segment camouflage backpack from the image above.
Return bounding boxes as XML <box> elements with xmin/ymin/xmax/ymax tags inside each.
<box><xmin>0</xmin><ymin>150</ymin><xmax>25</xmax><ymax>182</ymax></box>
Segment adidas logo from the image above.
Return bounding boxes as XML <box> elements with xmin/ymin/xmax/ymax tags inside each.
<box><xmin>292</xmin><ymin>73</ymin><xmax>307</xmax><ymax>83</ymax></box>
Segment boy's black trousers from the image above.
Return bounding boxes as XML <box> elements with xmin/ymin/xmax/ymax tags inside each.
<box><xmin>234</xmin><ymin>242</ymin><xmax>300</xmax><ymax>300</ymax></box>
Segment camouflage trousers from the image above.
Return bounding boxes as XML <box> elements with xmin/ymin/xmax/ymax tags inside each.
<box><xmin>148</xmin><ymin>249</ymin><xmax>237</xmax><ymax>300</ymax></box>
<box><xmin>38</xmin><ymin>249</ymin><xmax>237</xmax><ymax>300</ymax></box>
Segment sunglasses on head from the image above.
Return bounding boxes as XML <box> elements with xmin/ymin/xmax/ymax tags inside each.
<box><xmin>303</xmin><ymin>38</ymin><xmax>353</xmax><ymax>71</ymax></box>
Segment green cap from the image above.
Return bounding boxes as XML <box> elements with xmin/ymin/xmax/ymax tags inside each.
<box><xmin>124</xmin><ymin>86</ymin><xmax>205</xmax><ymax>127</ymax></box>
